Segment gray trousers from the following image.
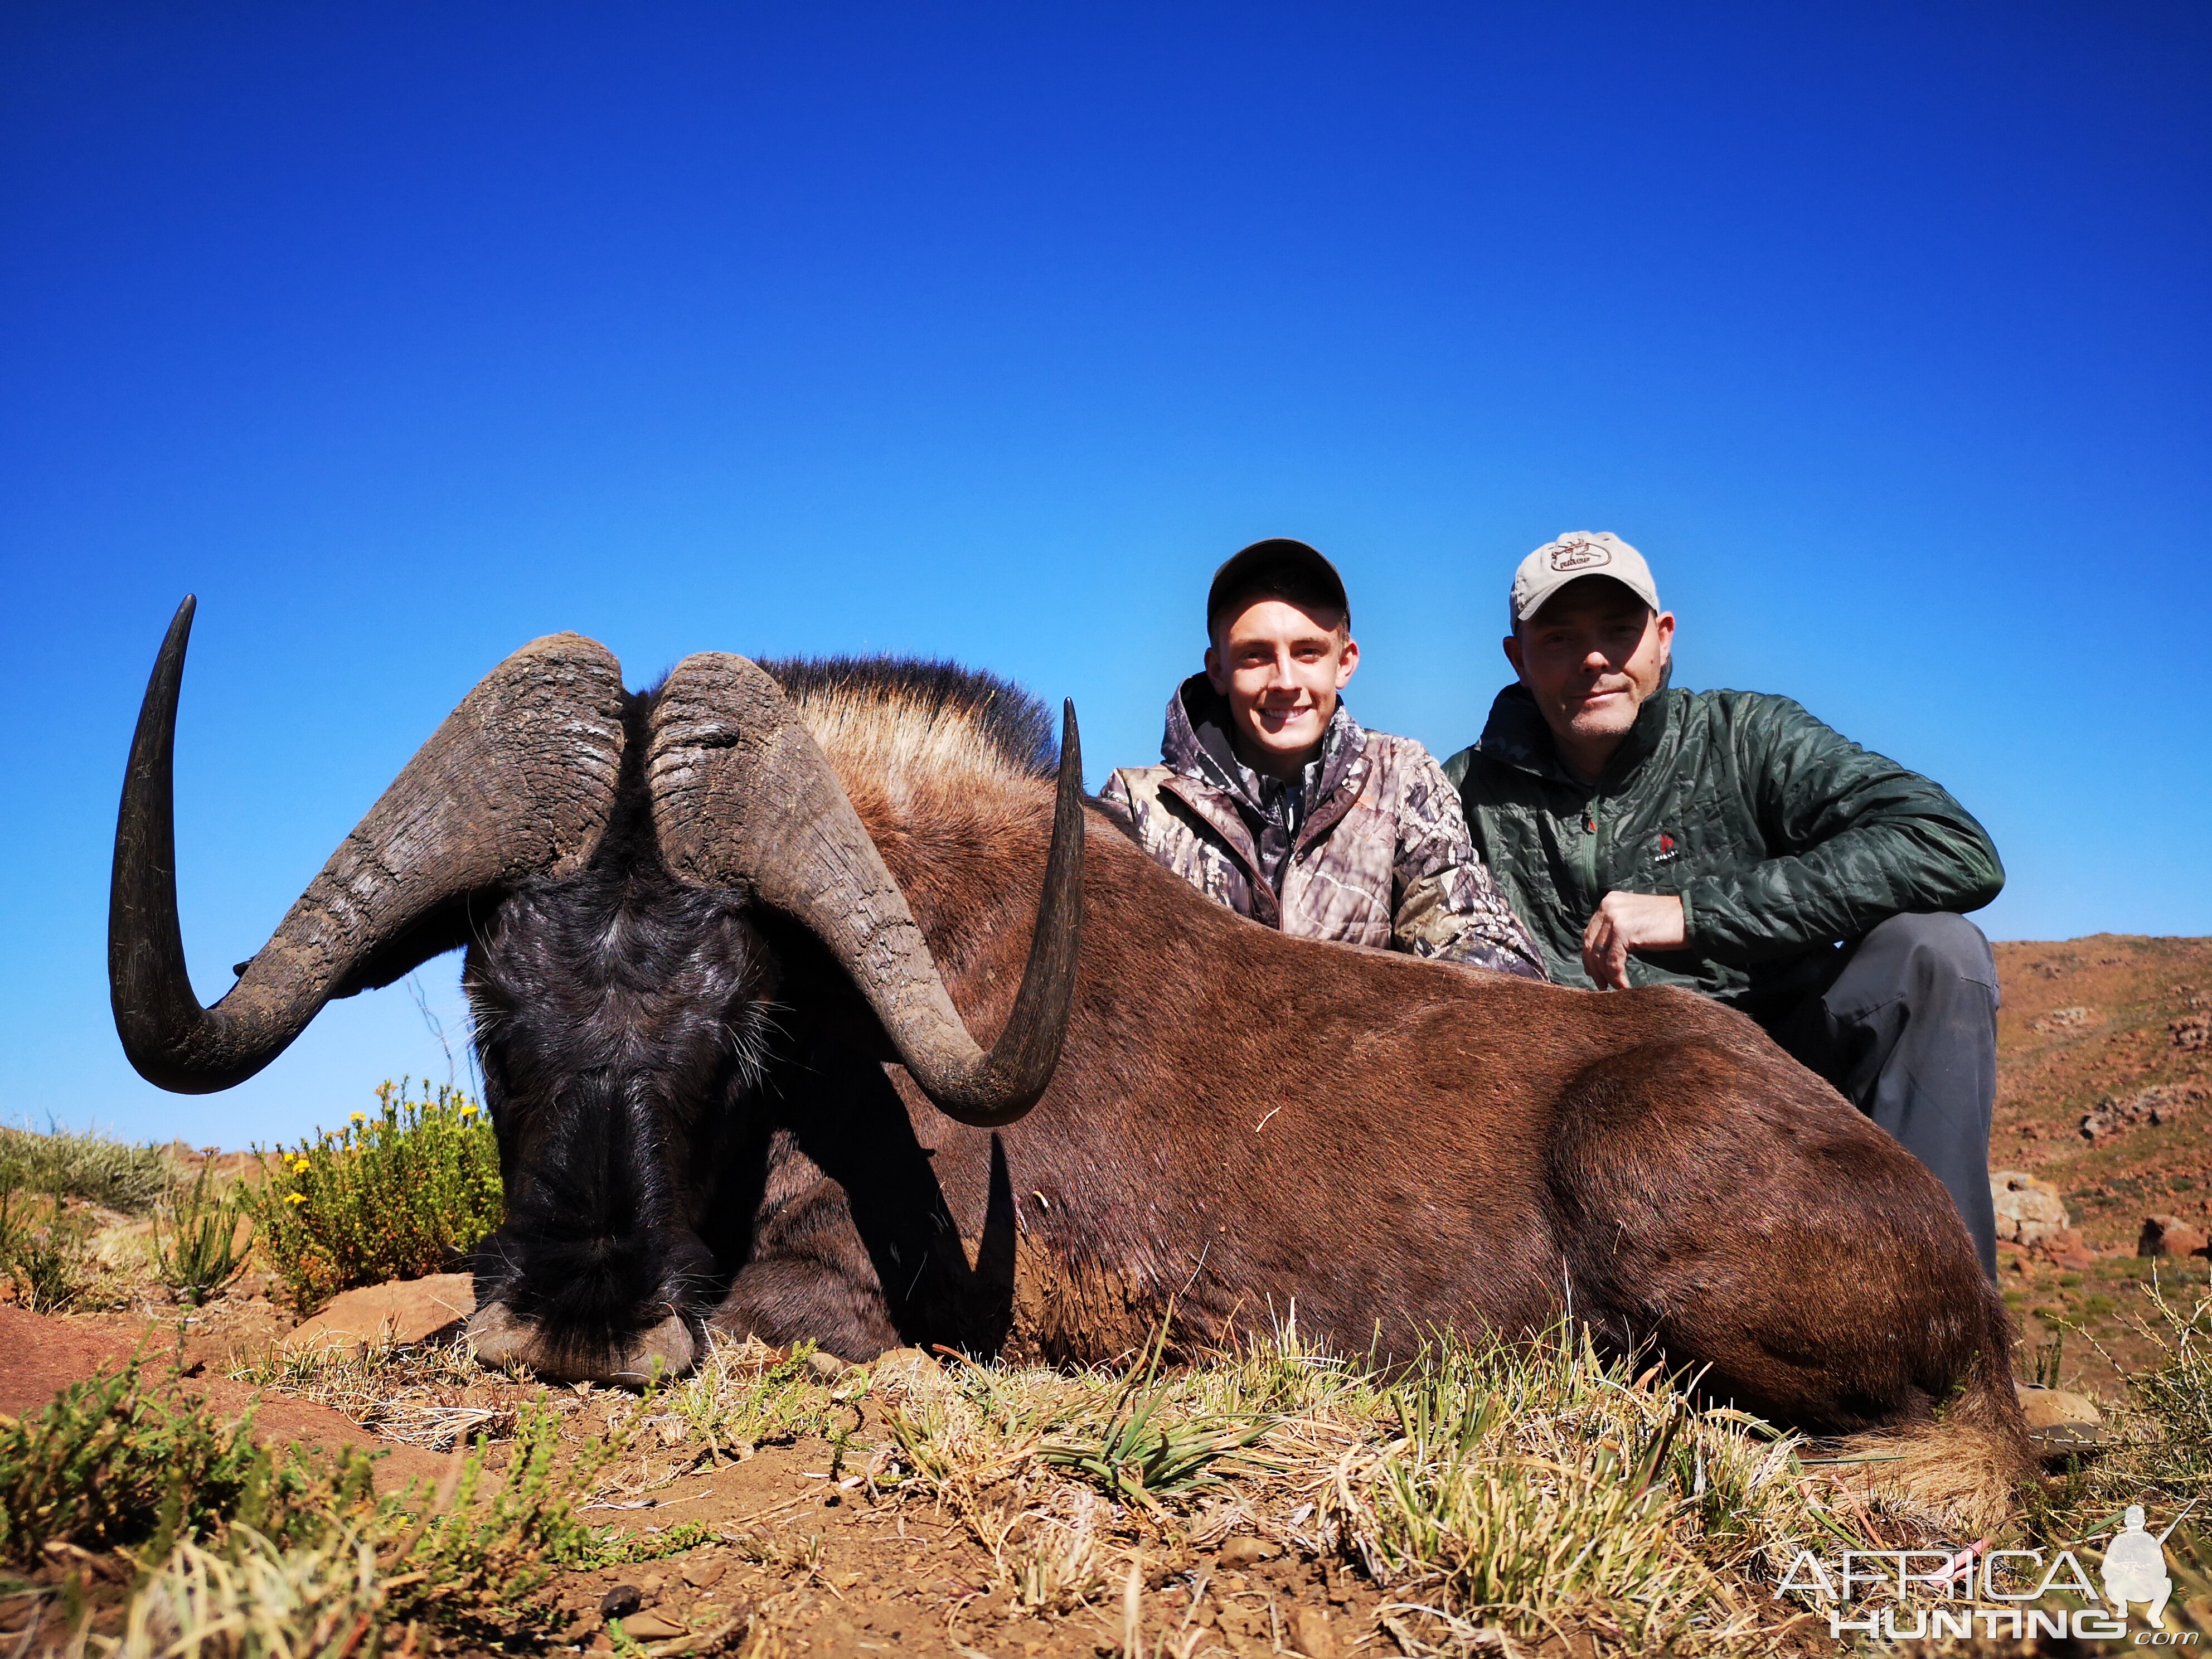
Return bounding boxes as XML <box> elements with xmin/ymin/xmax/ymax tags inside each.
<box><xmin>1754</xmin><ymin>913</ymin><xmax>2001</xmax><ymax>1279</ymax></box>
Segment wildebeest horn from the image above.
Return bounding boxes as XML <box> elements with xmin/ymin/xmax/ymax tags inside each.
<box><xmin>110</xmin><ymin>597</ymin><xmax>629</xmax><ymax>1093</ymax></box>
<box><xmin>647</xmin><ymin>653</ymin><xmax>1083</xmax><ymax>1128</ymax></box>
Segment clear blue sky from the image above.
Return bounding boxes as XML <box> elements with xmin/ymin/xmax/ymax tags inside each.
<box><xmin>4</xmin><ymin>4</ymin><xmax>2208</xmax><ymax>1151</ymax></box>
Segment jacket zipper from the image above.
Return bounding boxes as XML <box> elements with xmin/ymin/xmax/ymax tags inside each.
<box><xmin>1578</xmin><ymin>797</ymin><xmax>1602</xmax><ymax>907</ymax></box>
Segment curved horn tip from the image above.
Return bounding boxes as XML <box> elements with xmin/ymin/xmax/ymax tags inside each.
<box><xmin>1059</xmin><ymin>699</ymin><xmax>1080</xmax><ymax>777</ymax></box>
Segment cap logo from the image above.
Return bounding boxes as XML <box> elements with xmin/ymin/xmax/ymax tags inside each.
<box><xmin>1549</xmin><ymin>541</ymin><xmax>1612</xmax><ymax>573</ymax></box>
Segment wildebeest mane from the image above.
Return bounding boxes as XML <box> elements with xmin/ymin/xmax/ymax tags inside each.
<box><xmin>758</xmin><ymin>656</ymin><xmax>1058</xmax><ymax>782</ymax></box>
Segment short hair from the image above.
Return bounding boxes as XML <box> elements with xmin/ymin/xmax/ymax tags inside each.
<box><xmin>1205</xmin><ymin>539</ymin><xmax>1351</xmax><ymax>642</ymax></box>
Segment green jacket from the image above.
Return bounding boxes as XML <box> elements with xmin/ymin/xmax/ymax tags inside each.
<box><xmin>1440</xmin><ymin>682</ymin><xmax>2004</xmax><ymax>1010</ymax></box>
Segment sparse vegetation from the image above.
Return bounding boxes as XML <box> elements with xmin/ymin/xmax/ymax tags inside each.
<box><xmin>0</xmin><ymin>1359</ymin><xmax>302</xmax><ymax>1564</ymax></box>
<box><xmin>0</xmin><ymin>1119</ymin><xmax>174</xmax><ymax>1214</ymax></box>
<box><xmin>155</xmin><ymin>1155</ymin><xmax>252</xmax><ymax>1307</ymax></box>
<box><xmin>0</xmin><ymin>1181</ymin><xmax>99</xmax><ymax>1312</ymax></box>
<box><xmin>1</xmin><ymin>1352</ymin><xmax>616</xmax><ymax>1653</ymax></box>
<box><xmin>247</xmin><ymin>1079</ymin><xmax>503</xmax><ymax>1311</ymax></box>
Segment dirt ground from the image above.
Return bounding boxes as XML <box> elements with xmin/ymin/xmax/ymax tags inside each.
<box><xmin>6</xmin><ymin>933</ymin><xmax>2209</xmax><ymax>1657</ymax></box>
<box><xmin>2</xmin><ymin>1293</ymin><xmax>1395</xmax><ymax>1658</ymax></box>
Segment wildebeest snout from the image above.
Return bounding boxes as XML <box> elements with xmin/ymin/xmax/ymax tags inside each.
<box><xmin>468</xmin><ymin>1298</ymin><xmax>697</xmax><ymax>1386</ymax></box>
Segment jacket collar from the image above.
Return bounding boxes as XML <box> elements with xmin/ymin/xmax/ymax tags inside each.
<box><xmin>1161</xmin><ymin>673</ymin><xmax>1365</xmax><ymax>812</ymax></box>
<box><xmin>1474</xmin><ymin>672</ymin><xmax>1677</xmax><ymax>790</ymax></box>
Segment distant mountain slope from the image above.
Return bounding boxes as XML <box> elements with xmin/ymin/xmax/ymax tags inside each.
<box><xmin>1991</xmin><ymin>933</ymin><xmax>2212</xmax><ymax>1251</ymax></box>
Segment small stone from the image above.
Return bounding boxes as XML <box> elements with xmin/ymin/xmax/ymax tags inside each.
<box><xmin>1289</xmin><ymin>1605</ymin><xmax>1336</xmax><ymax>1659</ymax></box>
<box><xmin>598</xmin><ymin>1584</ymin><xmax>643</xmax><ymax>1620</ymax></box>
<box><xmin>2040</xmin><ymin>1228</ymin><xmax>2096</xmax><ymax>1272</ymax></box>
<box><xmin>2140</xmin><ymin>1215</ymin><xmax>2212</xmax><ymax>1259</ymax></box>
<box><xmin>620</xmin><ymin>1612</ymin><xmax>687</xmax><ymax>1641</ymax></box>
<box><xmin>2015</xmin><ymin>1385</ymin><xmax>2101</xmax><ymax>1432</ymax></box>
<box><xmin>806</xmin><ymin>1350</ymin><xmax>848</xmax><ymax>1380</ymax></box>
<box><xmin>1217</xmin><ymin>1537</ymin><xmax>1278</xmax><ymax>1568</ymax></box>
<box><xmin>587</xmin><ymin>1636</ymin><xmax>613</xmax><ymax>1655</ymax></box>
<box><xmin>680</xmin><ymin>1558</ymin><xmax>726</xmax><ymax>1589</ymax></box>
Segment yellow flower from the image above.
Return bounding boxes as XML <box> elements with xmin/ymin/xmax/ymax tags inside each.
<box><xmin>350</xmin><ymin>1112</ymin><xmax>367</xmax><ymax>1123</ymax></box>
<box><xmin>285</xmin><ymin>1192</ymin><xmax>308</xmax><ymax>1205</ymax></box>
<box><xmin>292</xmin><ymin>1157</ymin><xmax>311</xmax><ymax>1173</ymax></box>
<box><xmin>459</xmin><ymin>1104</ymin><xmax>479</xmax><ymax>1117</ymax></box>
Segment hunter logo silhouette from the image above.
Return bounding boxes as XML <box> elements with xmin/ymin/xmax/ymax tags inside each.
<box><xmin>2103</xmin><ymin>1501</ymin><xmax>2190</xmax><ymax>1628</ymax></box>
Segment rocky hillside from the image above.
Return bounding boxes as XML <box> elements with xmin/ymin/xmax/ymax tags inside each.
<box><xmin>1987</xmin><ymin>933</ymin><xmax>2212</xmax><ymax>1386</ymax></box>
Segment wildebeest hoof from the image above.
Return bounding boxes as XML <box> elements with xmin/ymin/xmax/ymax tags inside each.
<box><xmin>467</xmin><ymin>1303</ymin><xmax>697</xmax><ymax>1386</ymax></box>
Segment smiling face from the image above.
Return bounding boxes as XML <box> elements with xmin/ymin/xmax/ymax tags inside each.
<box><xmin>1502</xmin><ymin>576</ymin><xmax>1675</xmax><ymax>782</ymax></box>
<box><xmin>1204</xmin><ymin>597</ymin><xmax>1359</xmax><ymax>780</ymax></box>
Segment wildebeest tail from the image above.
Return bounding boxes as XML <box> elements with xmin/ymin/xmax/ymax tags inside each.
<box><xmin>1818</xmin><ymin>1292</ymin><xmax>2036</xmax><ymax>1538</ymax></box>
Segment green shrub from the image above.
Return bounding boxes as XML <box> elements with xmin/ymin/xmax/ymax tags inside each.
<box><xmin>0</xmin><ymin>1181</ymin><xmax>98</xmax><ymax>1312</ymax></box>
<box><xmin>0</xmin><ymin>1120</ymin><xmax>173</xmax><ymax>1214</ymax></box>
<box><xmin>5</xmin><ymin>1354</ymin><xmax>606</xmax><ymax>1651</ymax></box>
<box><xmin>246</xmin><ymin>1080</ymin><xmax>503</xmax><ymax>1312</ymax></box>
<box><xmin>0</xmin><ymin>1359</ymin><xmax>337</xmax><ymax>1565</ymax></box>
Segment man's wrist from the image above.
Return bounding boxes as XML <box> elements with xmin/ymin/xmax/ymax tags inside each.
<box><xmin>1673</xmin><ymin>889</ymin><xmax>1695</xmax><ymax>947</ymax></box>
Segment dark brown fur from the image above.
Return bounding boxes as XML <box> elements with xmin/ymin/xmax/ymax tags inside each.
<box><xmin>705</xmin><ymin>696</ymin><xmax>2029</xmax><ymax>1524</ymax></box>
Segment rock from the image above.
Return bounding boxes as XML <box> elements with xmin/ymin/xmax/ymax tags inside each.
<box><xmin>1990</xmin><ymin>1172</ymin><xmax>2070</xmax><ymax>1248</ymax></box>
<box><xmin>2016</xmin><ymin>1385</ymin><xmax>2101</xmax><ymax>1432</ymax></box>
<box><xmin>1217</xmin><ymin>1537</ymin><xmax>1278</xmax><ymax>1568</ymax></box>
<box><xmin>2039</xmin><ymin>1229</ymin><xmax>2097</xmax><ymax>1272</ymax></box>
<box><xmin>2140</xmin><ymin>1215</ymin><xmax>2212</xmax><ymax>1258</ymax></box>
<box><xmin>2082</xmin><ymin>1085</ymin><xmax>2205</xmax><ymax>1142</ymax></box>
<box><xmin>284</xmin><ymin>1273</ymin><xmax>474</xmax><ymax>1357</ymax></box>
<box><xmin>2017</xmin><ymin>1385</ymin><xmax>2111</xmax><ymax>1454</ymax></box>
<box><xmin>804</xmin><ymin>1350</ymin><xmax>848</xmax><ymax>1380</ymax></box>
<box><xmin>619</xmin><ymin>1612</ymin><xmax>687</xmax><ymax>1640</ymax></box>
<box><xmin>1289</xmin><ymin>1605</ymin><xmax>1336</xmax><ymax>1658</ymax></box>
<box><xmin>599</xmin><ymin>1585</ymin><xmax>643</xmax><ymax>1620</ymax></box>
<box><xmin>2173</xmin><ymin>1015</ymin><xmax>2209</xmax><ymax>1052</ymax></box>
<box><xmin>680</xmin><ymin>1558</ymin><xmax>726</xmax><ymax>1589</ymax></box>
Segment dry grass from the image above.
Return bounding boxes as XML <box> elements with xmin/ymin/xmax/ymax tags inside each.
<box><xmin>845</xmin><ymin>1323</ymin><xmax>1839</xmax><ymax>1653</ymax></box>
<box><xmin>114</xmin><ymin>1526</ymin><xmax>387</xmax><ymax>1659</ymax></box>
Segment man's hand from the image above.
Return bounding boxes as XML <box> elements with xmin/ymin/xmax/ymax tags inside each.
<box><xmin>1581</xmin><ymin>892</ymin><xmax>1687</xmax><ymax>989</ymax></box>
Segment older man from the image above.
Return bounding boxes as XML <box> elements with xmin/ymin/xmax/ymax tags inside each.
<box><xmin>1444</xmin><ymin>532</ymin><xmax>2007</xmax><ymax>1274</ymax></box>
<box><xmin>1103</xmin><ymin>537</ymin><xmax>1544</xmax><ymax>977</ymax></box>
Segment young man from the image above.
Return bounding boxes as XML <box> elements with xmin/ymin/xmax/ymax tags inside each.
<box><xmin>1444</xmin><ymin>531</ymin><xmax>2007</xmax><ymax>1273</ymax></box>
<box><xmin>1102</xmin><ymin>538</ymin><xmax>1545</xmax><ymax>977</ymax></box>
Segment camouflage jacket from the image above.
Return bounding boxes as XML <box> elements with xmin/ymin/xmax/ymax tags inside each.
<box><xmin>1099</xmin><ymin>677</ymin><xmax>1546</xmax><ymax>978</ymax></box>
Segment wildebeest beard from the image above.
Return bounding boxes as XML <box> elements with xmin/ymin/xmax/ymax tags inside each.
<box><xmin>462</xmin><ymin>691</ymin><xmax>787</xmax><ymax>1382</ymax></box>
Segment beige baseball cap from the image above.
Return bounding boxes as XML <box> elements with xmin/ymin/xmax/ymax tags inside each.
<box><xmin>1510</xmin><ymin>531</ymin><xmax>1661</xmax><ymax>628</ymax></box>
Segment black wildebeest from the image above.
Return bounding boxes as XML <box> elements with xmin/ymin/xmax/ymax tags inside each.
<box><xmin>111</xmin><ymin>600</ymin><xmax>2030</xmax><ymax>1527</ymax></box>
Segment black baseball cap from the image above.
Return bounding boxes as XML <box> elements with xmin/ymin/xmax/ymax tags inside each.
<box><xmin>1205</xmin><ymin>538</ymin><xmax>1351</xmax><ymax>636</ymax></box>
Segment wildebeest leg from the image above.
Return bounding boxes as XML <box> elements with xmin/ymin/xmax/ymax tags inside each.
<box><xmin>712</xmin><ymin>1043</ymin><xmax>1018</xmax><ymax>1360</ymax></box>
<box><xmin>712</xmin><ymin>1126</ymin><xmax>903</xmax><ymax>1360</ymax></box>
<box><xmin>1546</xmin><ymin>1037</ymin><xmax>2003</xmax><ymax>1433</ymax></box>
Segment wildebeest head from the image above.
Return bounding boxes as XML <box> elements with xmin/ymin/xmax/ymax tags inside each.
<box><xmin>110</xmin><ymin>599</ymin><xmax>1082</xmax><ymax>1383</ymax></box>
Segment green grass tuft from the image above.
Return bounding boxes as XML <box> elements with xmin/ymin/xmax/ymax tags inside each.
<box><xmin>155</xmin><ymin>1157</ymin><xmax>252</xmax><ymax>1308</ymax></box>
